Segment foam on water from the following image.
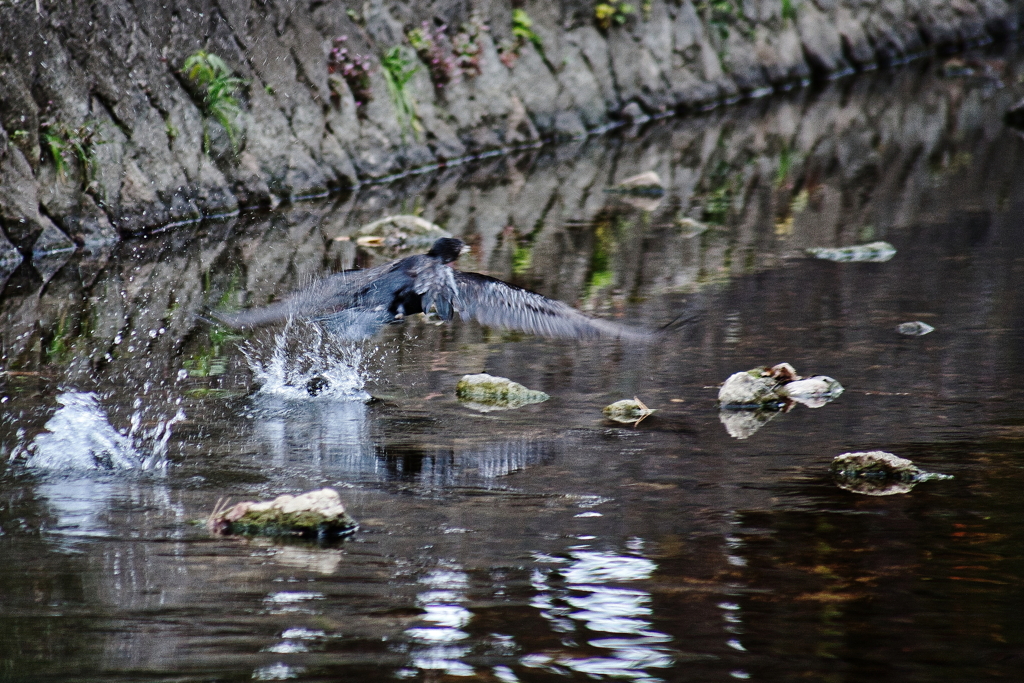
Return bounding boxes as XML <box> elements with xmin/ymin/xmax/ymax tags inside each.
<box><xmin>245</xmin><ymin>320</ymin><xmax>373</xmax><ymax>402</ymax></box>
<box><xmin>23</xmin><ymin>392</ymin><xmax>183</xmax><ymax>472</ymax></box>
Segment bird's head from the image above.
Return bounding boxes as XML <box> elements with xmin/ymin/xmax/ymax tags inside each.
<box><xmin>427</xmin><ymin>238</ymin><xmax>469</xmax><ymax>264</ymax></box>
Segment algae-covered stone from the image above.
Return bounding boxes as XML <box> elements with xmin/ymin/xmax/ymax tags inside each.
<box><xmin>718</xmin><ymin>363</ymin><xmax>844</xmax><ymax>438</ymax></box>
<box><xmin>456</xmin><ymin>373</ymin><xmax>549</xmax><ymax>412</ymax></box>
<box><xmin>718</xmin><ymin>370</ymin><xmax>786</xmax><ymax>407</ymax></box>
<box><xmin>603</xmin><ymin>397</ymin><xmax>655</xmax><ymax>426</ymax></box>
<box><xmin>208</xmin><ymin>488</ymin><xmax>357</xmax><ymax>539</ymax></box>
<box><xmin>830</xmin><ymin>451</ymin><xmax>952</xmax><ymax>496</ymax></box>
<box><xmin>719</xmin><ymin>364</ymin><xmax>843</xmax><ymax>409</ymax></box>
<box><xmin>354</xmin><ymin>215</ymin><xmax>451</xmax><ymax>255</ymax></box>
<box><xmin>806</xmin><ymin>241</ymin><xmax>896</xmax><ymax>263</ymax></box>
<box><xmin>896</xmin><ymin>321</ymin><xmax>935</xmax><ymax>336</ymax></box>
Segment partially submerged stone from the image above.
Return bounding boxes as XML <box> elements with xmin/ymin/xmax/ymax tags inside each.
<box><xmin>830</xmin><ymin>451</ymin><xmax>952</xmax><ymax>496</ymax></box>
<box><xmin>896</xmin><ymin>321</ymin><xmax>935</xmax><ymax>336</ymax></box>
<box><xmin>718</xmin><ymin>363</ymin><xmax>804</xmax><ymax>408</ymax></box>
<box><xmin>718</xmin><ymin>363</ymin><xmax>843</xmax><ymax>438</ymax></box>
<box><xmin>208</xmin><ymin>488</ymin><xmax>357</xmax><ymax>539</ymax></box>
<box><xmin>456</xmin><ymin>373</ymin><xmax>549</xmax><ymax>412</ymax></box>
<box><xmin>354</xmin><ymin>215</ymin><xmax>451</xmax><ymax>255</ymax></box>
<box><xmin>806</xmin><ymin>241</ymin><xmax>896</xmax><ymax>263</ymax></box>
<box><xmin>603</xmin><ymin>397</ymin><xmax>656</xmax><ymax>426</ymax></box>
<box><xmin>718</xmin><ymin>371</ymin><xmax>785</xmax><ymax>408</ymax></box>
<box><xmin>777</xmin><ymin>376</ymin><xmax>844</xmax><ymax>408</ymax></box>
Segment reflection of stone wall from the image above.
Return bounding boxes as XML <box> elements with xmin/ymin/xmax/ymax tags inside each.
<box><xmin>0</xmin><ymin>0</ymin><xmax>1021</xmax><ymax>260</ymax></box>
<box><xmin>1</xmin><ymin>58</ymin><xmax>1023</xmax><ymax>400</ymax></box>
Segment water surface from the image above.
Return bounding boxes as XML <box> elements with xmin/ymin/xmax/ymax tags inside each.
<box><xmin>2</xmin><ymin>50</ymin><xmax>1024</xmax><ymax>682</ymax></box>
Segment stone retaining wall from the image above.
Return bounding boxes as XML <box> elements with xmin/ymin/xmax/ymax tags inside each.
<box><xmin>0</xmin><ymin>0</ymin><xmax>1020</xmax><ymax>264</ymax></box>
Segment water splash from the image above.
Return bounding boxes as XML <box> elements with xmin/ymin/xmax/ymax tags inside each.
<box><xmin>245</xmin><ymin>320</ymin><xmax>373</xmax><ymax>402</ymax></box>
<box><xmin>24</xmin><ymin>392</ymin><xmax>183</xmax><ymax>472</ymax></box>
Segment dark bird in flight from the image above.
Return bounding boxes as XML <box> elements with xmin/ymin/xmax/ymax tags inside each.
<box><xmin>213</xmin><ymin>237</ymin><xmax>646</xmax><ymax>341</ymax></box>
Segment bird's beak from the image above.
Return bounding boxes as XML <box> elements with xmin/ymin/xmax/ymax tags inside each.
<box><xmin>460</xmin><ymin>244</ymin><xmax>471</xmax><ymax>255</ymax></box>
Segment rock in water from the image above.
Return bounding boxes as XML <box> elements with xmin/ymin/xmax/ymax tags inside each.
<box><xmin>718</xmin><ymin>363</ymin><xmax>844</xmax><ymax>439</ymax></box>
<box><xmin>806</xmin><ymin>241</ymin><xmax>896</xmax><ymax>263</ymax></box>
<box><xmin>718</xmin><ymin>371</ymin><xmax>785</xmax><ymax>408</ymax></box>
<box><xmin>830</xmin><ymin>451</ymin><xmax>952</xmax><ymax>496</ymax></box>
<box><xmin>208</xmin><ymin>488</ymin><xmax>358</xmax><ymax>539</ymax></box>
<box><xmin>603</xmin><ymin>397</ymin><xmax>656</xmax><ymax>426</ymax></box>
<box><xmin>896</xmin><ymin>321</ymin><xmax>935</xmax><ymax>336</ymax></box>
<box><xmin>718</xmin><ymin>364</ymin><xmax>801</xmax><ymax>408</ymax></box>
<box><xmin>456</xmin><ymin>373</ymin><xmax>549</xmax><ymax>412</ymax></box>
<box><xmin>777</xmin><ymin>376</ymin><xmax>844</xmax><ymax>408</ymax></box>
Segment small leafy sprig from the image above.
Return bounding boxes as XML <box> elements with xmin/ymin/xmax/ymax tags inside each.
<box><xmin>595</xmin><ymin>2</ymin><xmax>635</xmax><ymax>30</ymax></box>
<box><xmin>39</xmin><ymin>117</ymin><xmax>105</xmax><ymax>190</ymax></box>
<box><xmin>182</xmin><ymin>50</ymin><xmax>246</xmax><ymax>153</ymax></box>
<box><xmin>381</xmin><ymin>46</ymin><xmax>421</xmax><ymax>141</ymax></box>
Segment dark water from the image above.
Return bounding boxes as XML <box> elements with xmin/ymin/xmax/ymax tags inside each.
<box><xmin>3</xmin><ymin>50</ymin><xmax>1024</xmax><ymax>682</ymax></box>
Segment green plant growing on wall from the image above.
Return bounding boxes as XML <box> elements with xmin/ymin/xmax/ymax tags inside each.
<box><xmin>594</xmin><ymin>2</ymin><xmax>635</xmax><ymax>30</ymax></box>
<box><xmin>696</xmin><ymin>0</ymin><xmax>753</xmax><ymax>41</ymax></box>
<box><xmin>39</xmin><ymin>119</ymin><xmax>105</xmax><ymax>189</ymax></box>
<box><xmin>500</xmin><ymin>9</ymin><xmax>544</xmax><ymax>67</ymax></box>
<box><xmin>512</xmin><ymin>9</ymin><xmax>542</xmax><ymax>51</ymax></box>
<box><xmin>381</xmin><ymin>46</ymin><xmax>421</xmax><ymax>141</ymax></box>
<box><xmin>781</xmin><ymin>0</ymin><xmax>797</xmax><ymax>21</ymax></box>
<box><xmin>182</xmin><ymin>50</ymin><xmax>246</xmax><ymax>153</ymax></box>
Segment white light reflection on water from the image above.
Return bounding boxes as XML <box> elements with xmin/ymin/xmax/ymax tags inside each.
<box><xmin>403</xmin><ymin>566</ymin><xmax>476</xmax><ymax>676</ymax></box>
<box><xmin>252</xmin><ymin>662</ymin><xmax>304</xmax><ymax>680</ymax></box>
<box><xmin>526</xmin><ymin>549</ymin><xmax>674</xmax><ymax>681</ymax></box>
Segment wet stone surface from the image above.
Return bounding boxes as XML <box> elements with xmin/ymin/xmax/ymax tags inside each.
<box><xmin>3</xmin><ymin>49</ymin><xmax>1024</xmax><ymax>682</ymax></box>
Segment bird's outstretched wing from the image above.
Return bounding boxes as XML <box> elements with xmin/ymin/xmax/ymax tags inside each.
<box><xmin>209</xmin><ymin>262</ymin><xmax>402</xmax><ymax>329</ymax></box>
<box><xmin>452</xmin><ymin>271</ymin><xmax>647</xmax><ymax>340</ymax></box>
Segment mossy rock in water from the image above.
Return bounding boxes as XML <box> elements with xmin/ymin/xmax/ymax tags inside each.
<box><xmin>603</xmin><ymin>397</ymin><xmax>655</xmax><ymax>426</ymax></box>
<box><xmin>830</xmin><ymin>451</ymin><xmax>952</xmax><ymax>496</ymax></box>
<box><xmin>776</xmin><ymin>376</ymin><xmax>844</xmax><ymax>408</ymax></box>
<box><xmin>456</xmin><ymin>373</ymin><xmax>549</xmax><ymax>412</ymax></box>
<box><xmin>718</xmin><ymin>363</ymin><xmax>843</xmax><ymax>410</ymax></box>
<box><xmin>718</xmin><ymin>369</ymin><xmax>786</xmax><ymax>408</ymax></box>
<box><xmin>208</xmin><ymin>488</ymin><xmax>357</xmax><ymax>539</ymax></box>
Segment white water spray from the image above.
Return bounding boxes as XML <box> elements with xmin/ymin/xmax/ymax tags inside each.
<box><xmin>244</xmin><ymin>320</ymin><xmax>374</xmax><ymax>402</ymax></box>
<box><xmin>24</xmin><ymin>392</ymin><xmax>183</xmax><ymax>472</ymax></box>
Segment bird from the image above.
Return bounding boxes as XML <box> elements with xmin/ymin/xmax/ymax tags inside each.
<box><xmin>212</xmin><ymin>237</ymin><xmax>646</xmax><ymax>341</ymax></box>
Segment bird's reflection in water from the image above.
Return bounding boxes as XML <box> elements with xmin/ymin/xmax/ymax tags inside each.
<box><xmin>253</xmin><ymin>398</ymin><xmax>375</xmax><ymax>473</ymax></box>
<box><xmin>375</xmin><ymin>439</ymin><xmax>556</xmax><ymax>490</ymax></box>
